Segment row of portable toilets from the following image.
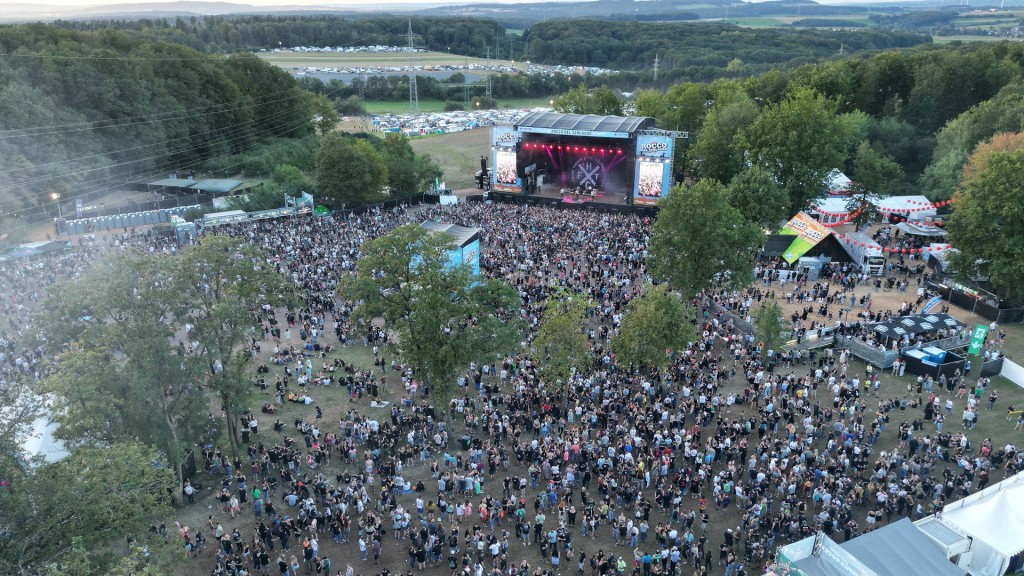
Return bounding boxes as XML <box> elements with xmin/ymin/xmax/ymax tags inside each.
<box><xmin>59</xmin><ymin>205</ymin><xmax>199</xmax><ymax>236</ymax></box>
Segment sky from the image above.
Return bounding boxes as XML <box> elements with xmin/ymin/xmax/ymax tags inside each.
<box><xmin>14</xmin><ymin>0</ymin><xmax>565</xmax><ymax>8</ymax></box>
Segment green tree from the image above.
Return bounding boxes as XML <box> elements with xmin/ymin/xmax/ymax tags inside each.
<box><xmin>741</xmin><ymin>87</ymin><xmax>858</xmax><ymax>214</ymax></box>
<box><xmin>533</xmin><ymin>290</ymin><xmax>592</xmax><ymax>388</ymax></box>
<box><xmin>612</xmin><ymin>284</ymin><xmax>696</xmax><ymax>371</ymax></box>
<box><xmin>649</xmin><ymin>181</ymin><xmax>762</xmax><ymax>299</ymax></box>
<box><xmin>378</xmin><ymin>133</ymin><xmax>442</xmax><ymax>199</ymax></box>
<box><xmin>315</xmin><ymin>134</ymin><xmax>388</xmax><ymax>208</ymax></box>
<box><xmin>851</xmin><ymin>140</ymin><xmax>904</xmax><ymax>197</ymax></box>
<box><xmin>919</xmin><ymin>85</ymin><xmax>1024</xmax><ymax>200</ymax></box>
<box><xmin>555</xmin><ymin>84</ymin><xmax>623</xmax><ymax>116</ymax></box>
<box><xmin>272</xmin><ymin>163</ymin><xmax>313</xmax><ymax>196</ymax></box>
<box><xmin>754</xmin><ymin>296</ymin><xmax>787</xmax><ymax>355</ymax></box>
<box><xmin>168</xmin><ymin>235</ymin><xmax>295</xmax><ymax>458</ymax></box>
<box><xmin>312</xmin><ymin>93</ymin><xmax>340</xmax><ymax>136</ymax></box>
<box><xmin>689</xmin><ymin>98</ymin><xmax>758</xmax><ymax>184</ymax></box>
<box><xmin>726</xmin><ymin>166</ymin><xmax>789</xmax><ymax>229</ymax></box>
<box><xmin>946</xmin><ymin>133</ymin><xmax>1024</xmax><ymax>296</ymax></box>
<box><xmin>34</xmin><ymin>253</ymin><xmax>209</xmax><ymax>497</ymax></box>
<box><xmin>0</xmin><ymin>442</ymin><xmax>176</xmax><ymax>574</ymax></box>
<box><xmin>341</xmin><ymin>225</ymin><xmax>525</xmax><ymax>404</ymax></box>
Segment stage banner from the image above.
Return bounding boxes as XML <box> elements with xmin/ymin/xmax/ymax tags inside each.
<box><xmin>968</xmin><ymin>323</ymin><xmax>989</xmax><ymax>355</ymax></box>
<box><xmin>779</xmin><ymin>212</ymin><xmax>831</xmax><ymax>264</ymax></box>
<box><xmin>633</xmin><ymin>135</ymin><xmax>674</xmax><ymax>205</ymax></box>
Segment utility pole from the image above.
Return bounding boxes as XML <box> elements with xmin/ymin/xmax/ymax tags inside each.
<box><xmin>495</xmin><ymin>31</ymin><xmax>500</xmax><ymax>61</ymax></box>
<box><xmin>486</xmin><ymin>75</ymin><xmax>492</xmax><ymax>99</ymax></box>
<box><xmin>653</xmin><ymin>54</ymin><xmax>659</xmax><ymax>83</ymax></box>
<box><xmin>404</xmin><ymin>19</ymin><xmax>420</xmax><ymax>112</ymax></box>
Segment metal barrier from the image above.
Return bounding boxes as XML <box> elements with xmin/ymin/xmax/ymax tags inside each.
<box><xmin>840</xmin><ymin>332</ymin><xmax>972</xmax><ymax>368</ymax></box>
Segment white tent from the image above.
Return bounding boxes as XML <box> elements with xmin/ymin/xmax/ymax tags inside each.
<box><xmin>935</xmin><ymin>472</ymin><xmax>1024</xmax><ymax>576</ymax></box>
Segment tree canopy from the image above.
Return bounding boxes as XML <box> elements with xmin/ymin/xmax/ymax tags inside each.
<box><xmin>945</xmin><ymin>133</ymin><xmax>1024</xmax><ymax>296</ymax></box>
<box><xmin>611</xmin><ymin>284</ymin><xmax>696</xmax><ymax>371</ymax></box>
<box><xmin>649</xmin><ymin>181</ymin><xmax>762</xmax><ymax>299</ymax></box>
<box><xmin>341</xmin><ymin>225</ymin><xmax>525</xmax><ymax>403</ymax></box>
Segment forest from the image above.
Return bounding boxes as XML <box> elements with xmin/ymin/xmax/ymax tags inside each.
<box><xmin>55</xmin><ymin>15</ymin><xmax>509</xmax><ymax>59</ymax></box>
<box><xmin>629</xmin><ymin>39</ymin><xmax>1024</xmax><ymax>218</ymax></box>
<box><xmin>522</xmin><ymin>20</ymin><xmax>929</xmax><ymax>82</ymax></box>
<box><xmin>0</xmin><ymin>24</ymin><xmax>313</xmax><ymax>218</ymax></box>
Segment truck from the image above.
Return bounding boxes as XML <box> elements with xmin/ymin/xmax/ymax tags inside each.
<box><xmin>842</xmin><ymin>231</ymin><xmax>886</xmax><ymax>275</ymax></box>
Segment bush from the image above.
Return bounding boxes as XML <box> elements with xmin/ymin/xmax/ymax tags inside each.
<box><xmin>471</xmin><ymin>96</ymin><xmax>498</xmax><ymax>110</ymax></box>
<box><xmin>443</xmin><ymin>101</ymin><xmax>465</xmax><ymax>112</ymax></box>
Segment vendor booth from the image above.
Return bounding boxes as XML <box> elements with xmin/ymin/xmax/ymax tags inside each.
<box><xmin>901</xmin><ymin>346</ymin><xmax>965</xmax><ymax>379</ymax></box>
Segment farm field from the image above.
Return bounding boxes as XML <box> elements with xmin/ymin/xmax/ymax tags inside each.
<box><xmin>362</xmin><ymin>98</ymin><xmax>549</xmax><ymax>115</ymax></box>
<box><xmin>933</xmin><ymin>34</ymin><xmax>1008</xmax><ymax>43</ymax></box>
<box><xmin>257</xmin><ymin>49</ymin><xmax>523</xmax><ymax>72</ymax></box>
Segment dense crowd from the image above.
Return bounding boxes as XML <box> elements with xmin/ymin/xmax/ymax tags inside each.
<box><xmin>1</xmin><ymin>202</ymin><xmax>1020</xmax><ymax>576</ymax></box>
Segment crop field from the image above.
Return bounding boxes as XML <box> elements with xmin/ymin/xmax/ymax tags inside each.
<box><xmin>257</xmin><ymin>50</ymin><xmax>523</xmax><ymax>72</ymax></box>
<box><xmin>933</xmin><ymin>34</ymin><xmax>1008</xmax><ymax>43</ymax></box>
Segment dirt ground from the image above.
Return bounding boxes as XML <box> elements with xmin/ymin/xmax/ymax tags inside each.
<box><xmin>169</xmin><ymin>226</ymin><xmax>1023</xmax><ymax>576</ymax></box>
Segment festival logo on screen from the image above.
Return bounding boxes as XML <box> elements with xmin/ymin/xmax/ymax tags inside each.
<box><xmin>636</xmin><ymin>135</ymin><xmax>674</xmax><ymax>158</ymax></box>
<box><xmin>492</xmin><ymin>126</ymin><xmax>519</xmax><ymax>148</ymax></box>
<box><xmin>572</xmin><ymin>157</ymin><xmax>603</xmax><ymax>188</ymax></box>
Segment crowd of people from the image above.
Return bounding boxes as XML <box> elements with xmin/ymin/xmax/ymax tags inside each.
<box><xmin>1</xmin><ymin>201</ymin><xmax>1021</xmax><ymax>576</ymax></box>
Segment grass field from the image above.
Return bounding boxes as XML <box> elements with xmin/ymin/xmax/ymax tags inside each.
<box><xmin>257</xmin><ymin>50</ymin><xmax>523</xmax><ymax>72</ymax></box>
<box><xmin>933</xmin><ymin>34</ymin><xmax>1008</xmax><ymax>43</ymax></box>
<box><xmin>409</xmin><ymin>127</ymin><xmax>490</xmax><ymax>190</ymax></box>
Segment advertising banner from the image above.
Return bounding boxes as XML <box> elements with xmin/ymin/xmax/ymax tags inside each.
<box><xmin>968</xmin><ymin>323</ymin><xmax>989</xmax><ymax>355</ymax></box>
<box><xmin>780</xmin><ymin>212</ymin><xmax>831</xmax><ymax>264</ymax></box>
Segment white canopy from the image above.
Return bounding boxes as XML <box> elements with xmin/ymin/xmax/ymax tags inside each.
<box><xmin>942</xmin><ymin>471</ymin><xmax>1024</xmax><ymax>557</ymax></box>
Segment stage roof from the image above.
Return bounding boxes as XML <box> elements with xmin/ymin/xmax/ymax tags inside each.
<box><xmin>514</xmin><ymin>112</ymin><xmax>655</xmax><ymax>138</ymax></box>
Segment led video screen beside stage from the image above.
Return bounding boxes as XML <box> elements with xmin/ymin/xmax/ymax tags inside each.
<box><xmin>632</xmin><ymin>135</ymin><xmax>674</xmax><ymax>205</ymax></box>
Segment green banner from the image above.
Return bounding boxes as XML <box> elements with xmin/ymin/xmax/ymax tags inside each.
<box><xmin>782</xmin><ymin>237</ymin><xmax>816</xmax><ymax>264</ymax></box>
<box><xmin>968</xmin><ymin>323</ymin><xmax>989</xmax><ymax>355</ymax></box>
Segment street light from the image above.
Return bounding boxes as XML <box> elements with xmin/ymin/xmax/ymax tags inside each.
<box><xmin>51</xmin><ymin>192</ymin><xmax>62</xmax><ymax>220</ymax></box>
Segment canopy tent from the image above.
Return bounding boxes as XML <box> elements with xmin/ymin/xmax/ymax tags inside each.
<box><xmin>896</xmin><ymin>221</ymin><xmax>946</xmax><ymax>237</ymax></box>
<box><xmin>190</xmin><ymin>179</ymin><xmax>243</xmax><ymax>194</ymax></box>
<box><xmin>148</xmin><ymin>177</ymin><xmax>197</xmax><ymax>188</ymax></box>
<box><xmin>942</xmin><ymin>472</ymin><xmax>1024</xmax><ymax>558</ymax></box>
<box><xmin>876</xmin><ymin>194</ymin><xmax>936</xmax><ymax>217</ymax></box>
<box><xmin>871</xmin><ymin>313</ymin><xmax>961</xmax><ymax>338</ymax></box>
<box><xmin>825</xmin><ymin>169</ymin><xmax>852</xmax><ymax>194</ymax></box>
<box><xmin>1</xmin><ymin>240</ymin><xmax>71</xmax><ymax>260</ymax></box>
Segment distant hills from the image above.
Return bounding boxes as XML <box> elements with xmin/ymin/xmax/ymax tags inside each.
<box><xmin>5</xmin><ymin>0</ymin><xmax>1024</xmax><ymax>25</ymax></box>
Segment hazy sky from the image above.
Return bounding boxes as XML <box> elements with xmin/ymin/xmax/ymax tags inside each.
<box><xmin>23</xmin><ymin>0</ymin><xmax>566</xmax><ymax>7</ymax></box>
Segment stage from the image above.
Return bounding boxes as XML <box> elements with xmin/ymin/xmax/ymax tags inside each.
<box><xmin>485</xmin><ymin>187</ymin><xmax>656</xmax><ymax>215</ymax></box>
<box><xmin>529</xmin><ymin>184</ymin><xmax>631</xmax><ymax>206</ymax></box>
<box><xmin>488</xmin><ymin>112</ymin><xmax>683</xmax><ymax>211</ymax></box>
